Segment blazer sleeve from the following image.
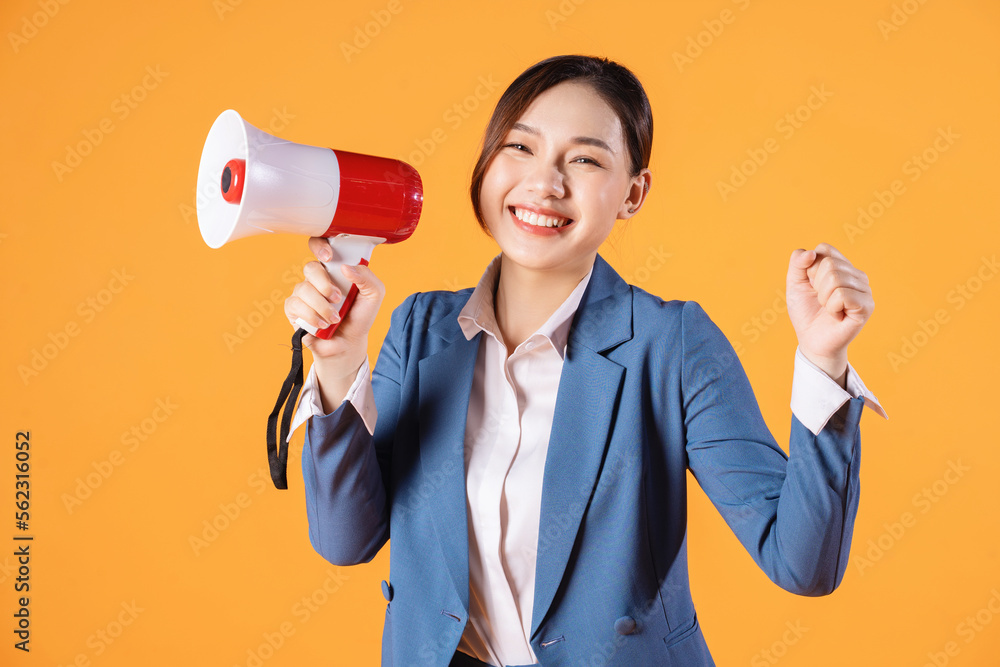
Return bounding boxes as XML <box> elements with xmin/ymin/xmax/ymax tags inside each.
<box><xmin>300</xmin><ymin>292</ymin><xmax>418</xmax><ymax>566</ymax></box>
<box><xmin>680</xmin><ymin>300</ymin><xmax>864</xmax><ymax>596</ymax></box>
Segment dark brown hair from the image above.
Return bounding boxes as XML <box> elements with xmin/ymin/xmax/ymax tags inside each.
<box><xmin>469</xmin><ymin>55</ymin><xmax>653</xmax><ymax>233</ymax></box>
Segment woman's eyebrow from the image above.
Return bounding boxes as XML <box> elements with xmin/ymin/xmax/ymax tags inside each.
<box><xmin>511</xmin><ymin>122</ymin><xmax>614</xmax><ymax>154</ymax></box>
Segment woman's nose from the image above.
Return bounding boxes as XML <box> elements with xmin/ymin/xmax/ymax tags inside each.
<box><xmin>527</xmin><ymin>161</ymin><xmax>566</xmax><ymax>198</ymax></box>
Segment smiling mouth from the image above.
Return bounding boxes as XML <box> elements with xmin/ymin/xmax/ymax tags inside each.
<box><xmin>509</xmin><ymin>206</ymin><xmax>573</xmax><ymax>229</ymax></box>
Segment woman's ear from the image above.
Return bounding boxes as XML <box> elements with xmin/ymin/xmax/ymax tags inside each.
<box><xmin>618</xmin><ymin>169</ymin><xmax>652</xmax><ymax>219</ymax></box>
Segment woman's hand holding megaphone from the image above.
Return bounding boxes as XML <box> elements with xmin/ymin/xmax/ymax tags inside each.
<box><xmin>284</xmin><ymin>236</ymin><xmax>385</xmax><ymax>412</ymax></box>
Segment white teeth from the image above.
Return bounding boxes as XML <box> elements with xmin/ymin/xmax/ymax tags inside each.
<box><xmin>513</xmin><ymin>207</ymin><xmax>570</xmax><ymax>228</ymax></box>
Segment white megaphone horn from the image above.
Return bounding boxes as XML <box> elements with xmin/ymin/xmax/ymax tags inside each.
<box><xmin>196</xmin><ymin>109</ymin><xmax>423</xmax><ymax>339</ymax></box>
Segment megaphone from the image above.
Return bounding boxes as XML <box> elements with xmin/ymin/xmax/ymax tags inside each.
<box><xmin>196</xmin><ymin>109</ymin><xmax>423</xmax><ymax>339</ymax></box>
<box><xmin>196</xmin><ymin>109</ymin><xmax>424</xmax><ymax>490</ymax></box>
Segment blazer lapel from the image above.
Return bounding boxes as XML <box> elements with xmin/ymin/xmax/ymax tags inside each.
<box><xmin>413</xmin><ymin>254</ymin><xmax>634</xmax><ymax>633</ymax></box>
<box><xmin>418</xmin><ymin>303</ymin><xmax>480</xmax><ymax>615</ymax></box>
<box><xmin>531</xmin><ymin>254</ymin><xmax>633</xmax><ymax>636</ymax></box>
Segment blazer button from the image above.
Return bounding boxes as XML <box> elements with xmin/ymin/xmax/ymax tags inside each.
<box><xmin>614</xmin><ymin>615</ymin><xmax>637</xmax><ymax>635</ymax></box>
<box><xmin>381</xmin><ymin>580</ymin><xmax>393</xmax><ymax>602</ymax></box>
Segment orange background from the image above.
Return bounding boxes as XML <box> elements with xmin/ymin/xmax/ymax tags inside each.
<box><xmin>2</xmin><ymin>0</ymin><xmax>999</xmax><ymax>664</ymax></box>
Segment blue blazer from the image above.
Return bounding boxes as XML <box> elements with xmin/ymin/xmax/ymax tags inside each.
<box><xmin>301</xmin><ymin>253</ymin><xmax>865</xmax><ymax>666</ymax></box>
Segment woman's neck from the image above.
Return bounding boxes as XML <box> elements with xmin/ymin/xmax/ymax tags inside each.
<box><xmin>493</xmin><ymin>252</ymin><xmax>595</xmax><ymax>351</ymax></box>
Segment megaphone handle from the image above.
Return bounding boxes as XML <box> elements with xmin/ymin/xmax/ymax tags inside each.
<box><xmin>294</xmin><ymin>234</ymin><xmax>385</xmax><ymax>339</ymax></box>
<box><xmin>314</xmin><ymin>262</ymin><xmax>365</xmax><ymax>340</ymax></box>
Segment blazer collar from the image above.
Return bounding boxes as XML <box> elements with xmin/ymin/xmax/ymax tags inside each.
<box><xmin>429</xmin><ymin>253</ymin><xmax>633</xmax><ymax>353</ymax></box>
<box><xmin>455</xmin><ymin>253</ymin><xmax>596</xmax><ymax>360</ymax></box>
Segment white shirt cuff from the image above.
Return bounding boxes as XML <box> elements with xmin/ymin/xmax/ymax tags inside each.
<box><xmin>790</xmin><ymin>347</ymin><xmax>888</xmax><ymax>436</ymax></box>
<box><xmin>286</xmin><ymin>356</ymin><xmax>377</xmax><ymax>441</ymax></box>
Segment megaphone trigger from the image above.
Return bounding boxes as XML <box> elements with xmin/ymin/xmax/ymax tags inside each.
<box><xmin>310</xmin><ymin>260</ymin><xmax>365</xmax><ymax>340</ymax></box>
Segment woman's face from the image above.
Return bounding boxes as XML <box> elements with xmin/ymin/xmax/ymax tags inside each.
<box><xmin>479</xmin><ymin>80</ymin><xmax>649</xmax><ymax>276</ymax></box>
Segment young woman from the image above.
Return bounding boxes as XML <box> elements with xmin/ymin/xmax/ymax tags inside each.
<box><xmin>284</xmin><ymin>55</ymin><xmax>885</xmax><ymax>667</ymax></box>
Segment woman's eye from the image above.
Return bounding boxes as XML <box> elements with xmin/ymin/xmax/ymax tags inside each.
<box><xmin>501</xmin><ymin>143</ymin><xmax>601</xmax><ymax>167</ymax></box>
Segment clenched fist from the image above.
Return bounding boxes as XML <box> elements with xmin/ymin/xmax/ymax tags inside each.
<box><xmin>786</xmin><ymin>242</ymin><xmax>874</xmax><ymax>384</ymax></box>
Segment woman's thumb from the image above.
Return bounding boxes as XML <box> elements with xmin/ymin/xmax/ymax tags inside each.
<box><xmin>786</xmin><ymin>248</ymin><xmax>817</xmax><ymax>290</ymax></box>
<box><xmin>343</xmin><ymin>263</ymin><xmax>366</xmax><ymax>287</ymax></box>
<box><xmin>342</xmin><ymin>263</ymin><xmax>384</xmax><ymax>301</ymax></box>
